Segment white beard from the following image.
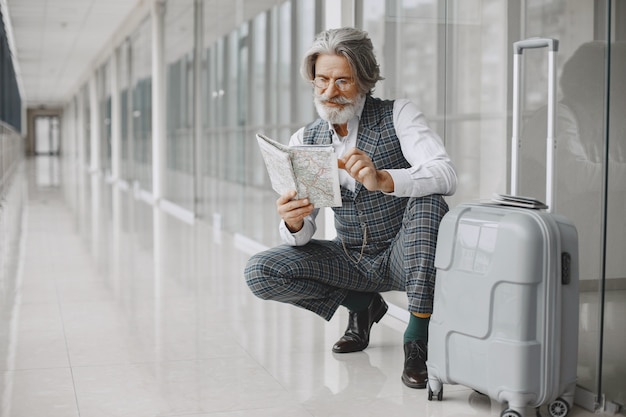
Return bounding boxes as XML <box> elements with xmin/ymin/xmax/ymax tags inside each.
<box><xmin>314</xmin><ymin>93</ymin><xmax>365</xmax><ymax>126</ymax></box>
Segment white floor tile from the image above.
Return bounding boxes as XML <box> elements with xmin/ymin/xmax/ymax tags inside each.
<box><xmin>1</xmin><ymin>368</ymin><xmax>79</xmax><ymax>417</ymax></box>
<box><xmin>71</xmin><ymin>358</ymin><xmax>300</xmax><ymax>416</ymax></box>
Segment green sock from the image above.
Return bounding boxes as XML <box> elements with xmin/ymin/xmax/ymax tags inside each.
<box><xmin>340</xmin><ymin>291</ymin><xmax>374</xmax><ymax>312</ymax></box>
<box><xmin>403</xmin><ymin>314</ymin><xmax>430</xmax><ymax>344</ymax></box>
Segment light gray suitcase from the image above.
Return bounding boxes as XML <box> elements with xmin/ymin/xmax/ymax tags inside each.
<box><xmin>426</xmin><ymin>38</ymin><xmax>580</xmax><ymax>417</ymax></box>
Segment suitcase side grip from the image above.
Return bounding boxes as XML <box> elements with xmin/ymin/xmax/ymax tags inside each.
<box><xmin>561</xmin><ymin>252</ymin><xmax>572</xmax><ymax>285</ymax></box>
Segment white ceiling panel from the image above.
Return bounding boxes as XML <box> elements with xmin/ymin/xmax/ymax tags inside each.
<box><xmin>3</xmin><ymin>0</ymin><xmax>288</xmax><ymax>108</ymax></box>
<box><xmin>4</xmin><ymin>0</ymin><xmax>143</xmax><ymax>107</ymax></box>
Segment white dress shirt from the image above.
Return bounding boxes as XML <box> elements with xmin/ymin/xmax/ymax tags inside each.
<box><xmin>279</xmin><ymin>98</ymin><xmax>457</xmax><ymax>246</ymax></box>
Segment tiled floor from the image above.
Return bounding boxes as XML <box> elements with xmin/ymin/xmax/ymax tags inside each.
<box><xmin>0</xmin><ymin>158</ymin><xmax>612</xmax><ymax>416</ymax></box>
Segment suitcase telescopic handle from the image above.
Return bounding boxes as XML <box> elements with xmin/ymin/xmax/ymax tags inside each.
<box><xmin>514</xmin><ymin>38</ymin><xmax>559</xmax><ymax>53</ymax></box>
<box><xmin>511</xmin><ymin>37</ymin><xmax>559</xmax><ymax>213</ymax></box>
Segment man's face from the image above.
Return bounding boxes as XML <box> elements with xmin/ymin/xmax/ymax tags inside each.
<box><xmin>313</xmin><ymin>54</ymin><xmax>363</xmax><ymax>125</ymax></box>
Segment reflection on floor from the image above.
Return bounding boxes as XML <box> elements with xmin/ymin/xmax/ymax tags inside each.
<box><xmin>0</xmin><ymin>158</ymin><xmax>615</xmax><ymax>416</ymax></box>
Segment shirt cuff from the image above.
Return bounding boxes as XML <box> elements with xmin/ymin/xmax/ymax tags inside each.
<box><xmin>279</xmin><ymin>219</ymin><xmax>314</xmax><ymax>246</ymax></box>
<box><xmin>384</xmin><ymin>169</ymin><xmax>413</xmax><ymax>197</ymax></box>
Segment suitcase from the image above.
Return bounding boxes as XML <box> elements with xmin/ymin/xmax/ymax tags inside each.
<box><xmin>426</xmin><ymin>38</ymin><xmax>580</xmax><ymax>417</ymax></box>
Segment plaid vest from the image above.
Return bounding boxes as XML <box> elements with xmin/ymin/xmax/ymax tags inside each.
<box><xmin>303</xmin><ymin>96</ymin><xmax>411</xmax><ymax>258</ymax></box>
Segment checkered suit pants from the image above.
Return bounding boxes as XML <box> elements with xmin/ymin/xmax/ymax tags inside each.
<box><xmin>244</xmin><ymin>194</ymin><xmax>448</xmax><ymax>321</ymax></box>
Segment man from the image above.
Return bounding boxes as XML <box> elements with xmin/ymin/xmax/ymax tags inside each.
<box><xmin>245</xmin><ymin>27</ymin><xmax>457</xmax><ymax>389</ymax></box>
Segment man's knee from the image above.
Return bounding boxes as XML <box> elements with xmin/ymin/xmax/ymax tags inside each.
<box><xmin>401</xmin><ymin>195</ymin><xmax>449</xmax><ymax>242</ymax></box>
<box><xmin>244</xmin><ymin>252</ymin><xmax>276</xmax><ymax>300</ymax></box>
<box><xmin>406</xmin><ymin>194</ymin><xmax>448</xmax><ymax>220</ymax></box>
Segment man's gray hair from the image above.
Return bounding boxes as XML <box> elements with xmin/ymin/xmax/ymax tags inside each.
<box><xmin>300</xmin><ymin>27</ymin><xmax>383</xmax><ymax>95</ymax></box>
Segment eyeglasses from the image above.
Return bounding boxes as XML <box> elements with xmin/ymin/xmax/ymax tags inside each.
<box><xmin>311</xmin><ymin>77</ymin><xmax>354</xmax><ymax>92</ymax></box>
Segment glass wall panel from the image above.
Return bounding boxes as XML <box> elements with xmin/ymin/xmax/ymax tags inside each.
<box><xmin>164</xmin><ymin>0</ymin><xmax>195</xmax><ymax>210</ymax></box>
<box><xmin>294</xmin><ymin>0</ymin><xmax>316</xmax><ymax>125</ymax></box>
<box><xmin>81</xmin><ymin>83</ymin><xmax>93</xmax><ymax>244</ymax></box>
<box><xmin>198</xmin><ymin>38</ymin><xmax>220</xmax><ymax>224</ymax></box>
<box><xmin>224</xmin><ymin>25</ymin><xmax>245</xmax><ymax>183</ymax></box>
<box><xmin>130</xmin><ymin>16</ymin><xmax>153</xmax><ymax>192</ymax></box>
<box><xmin>519</xmin><ymin>2</ymin><xmax>626</xmax><ymax>409</ymax></box>
<box><xmin>249</xmin><ymin>13</ymin><xmax>268</xmax><ymax>131</ymax></box>
<box><xmin>0</xmin><ymin>13</ymin><xmax>21</xmax><ymax>131</ymax></box>
<box><xmin>60</xmin><ymin>98</ymin><xmax>78</xmax><ymax>211</ymax></box>
<box><xmin>118</xmin><ymin>41</ymin><xmax>132</xmax><ymax>182</ymax></box>
<box><xmin>195</xmin><ymin>0</ymin><xmax>320</xmax><ymax>245</ymax></box>
<box><xmin>602</xmin><ymin>2</ymin><xmax>626</xmax><ymax>410</ymax></box>
<box><xmin>82</xmin><ymin>84</ymin><xmax>91</xmax><ymax>169</ymax></box>
<box><xmin>363</xmin><ymin>1</ymin><xmax>440</xmax><ymax>111</ymax></box>
<box><xmin>444</xmin><ymin>1</ymin><xmax>512</xmax><ymax>206</ymax></box>
<box><xmin>276</xmin><ymin>2</ymin><xmax>292</xmax><ymax>141</ymax></box>
<box><xmin>247</xmin><ymin>12</ymin><xmax>270</xmax><ymax>189</ymax></box>
<box><xmin>205</xmin><ymin>41</ymin><xmax>222</xmax><ymax>180</ymax></box>
<box><xmin>212</xmin><ymin>29</ymin><xmax>243</xmax><ymax>233</ymax></box>
<box><xmin>361</xmin><ymin>0</ymin><xmax>625</xmax><ymax>411</ymax></box>
<box><xmin>98</xmin><ymin>61</ymin><xmax>112</xmax><ymax>175</ymax></box>
<box><xmin>516</xmin><ymin>1</ymin><xmax>611</xmax><ymax>404</ymax></box>
<box><xmin>362</xmin><ymin>0</ymin><xmax>508</xmax><ymax>207</ymax></box>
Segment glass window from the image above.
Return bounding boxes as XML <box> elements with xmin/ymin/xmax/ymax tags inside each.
<box><xmin>247</xmin><ymin>12</ymin><xmax>269</xmax><ymax>188</ymax></box>
<box><xmin>82</xmin><ymin>84</ymin><xmax>91</xmax><ymax>168</ymax></box>
<box><xmin>276</xmin><ymin>1</ymin><xmax>292</xmax><ymax>140</ymax></box>
<box><xmin>519</xmin><ymin>1</ymin><xmax>626</xmax><ymax>405</ymax></box>
<box><xmin>294</xmin><ymin>0</ymin><xmax>317</xmax><ymax>128</ymax></box>
<box><xmin>130</xmin><ymin>16</ymin><xmax>153</xmax><ymax>192</ymax></box>
<box><xmin>195</xmin><ymin>0</ymin><xmax>321</xmax><ymax>243</ymax></box>
<box><xmin>164</xmin><ymin>0</ymin><xmax>195</xmax><ymax>210</ymax></box>
<box><xmin>222</xmin><ymin>30</ymin><xmax>239</xmax><ymax>182</ymax></box>
<box><xmin>361</xmin><ymin>0</ymin><xmax>626</xmax><ymax>409</ymax></box>
<box><xmin>250</xmin><ymin>12</ymin><xmax>268</xmax><ymax>129</ymax></box>
<box><xmin>118</xmin><ymin>41</ymin><xmax>131</xmax><ymax>181</ymax></box>
<box><xmin>98</xmin><ymin>61</ymin><xmax>112</xmax><ymax>175</ymax></box>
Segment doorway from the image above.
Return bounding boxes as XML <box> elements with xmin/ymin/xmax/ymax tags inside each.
<box><xmin>34</xmin><ymin>115</ymin><xmax>60</xmax><ymax>155</ymax></box>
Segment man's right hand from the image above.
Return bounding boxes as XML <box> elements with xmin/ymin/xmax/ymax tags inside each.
<box><xmin>277</xmin><ymin>190</ymin><xmax>314</xmax><ymax>233</ymax></box>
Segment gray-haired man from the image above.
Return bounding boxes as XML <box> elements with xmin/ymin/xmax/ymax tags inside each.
<box><xmin>245</xmin><ymin>27</ymin><xmax>457</xmax><ymax>389</ymax></box>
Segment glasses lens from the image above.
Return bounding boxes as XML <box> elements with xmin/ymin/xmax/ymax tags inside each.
<box><xmin>313</xmin><ymin>78</ymin><xmax>327</xmax><ymax>89</ymax></box>
<box><xmin>335</xmin><ymin>80</ymin><xmax>349</xmax><ymax>91</ymax></box>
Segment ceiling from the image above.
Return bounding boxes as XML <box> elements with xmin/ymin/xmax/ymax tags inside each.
<box><xmin>3</xmin><ymin>0</ymin><xmax>144</xmax><ymax>108</ymax></box>
<box><xmin>2</xmin><ymin>0</ymin><xmax>288</xmax><ymax>110</ymax></box>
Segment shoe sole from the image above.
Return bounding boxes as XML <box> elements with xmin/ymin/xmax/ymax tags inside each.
<box><xmin>401</xmin><ymin>374</ymin><xmax>427</xmax><ymax>389</ymax></box>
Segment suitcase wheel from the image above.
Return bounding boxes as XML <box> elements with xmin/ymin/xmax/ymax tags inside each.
<box><xmin>501</xmin><ymin>410</ymin><xmax>522</xmax><ymax>417</ymax></box>
<box><xmin>427</xmin><ymin>385</ymin><xmax>443</xmax><ymax>401</ymax></box>
<box><xmin>547</xmin><ymin>398</ymin><xmax>570</xmax><ymax>417</ymax></box>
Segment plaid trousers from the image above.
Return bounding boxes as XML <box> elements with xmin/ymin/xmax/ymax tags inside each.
<box><xmin>244</xmin><ymin>194</ymin><xmax>448</xmax><ymax>321</ymax></box>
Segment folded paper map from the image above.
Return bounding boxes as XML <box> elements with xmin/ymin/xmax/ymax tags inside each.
<box><xmin>491</xmin><ymin>193</ymin><xmax>548</xmax><ymax>209</ymax></box>
<box><xmin>256</xmin><ymin>133</ymin><xmax>342</xmax><ymax>207</ymax></box>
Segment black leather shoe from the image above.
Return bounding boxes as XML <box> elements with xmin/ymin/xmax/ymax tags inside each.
<box><xmin>401</xmin><ymin>340</ymin><xmax>428</xmax><ymax>389</ymax></box>
<box><xmin>332</xmin><ymin>293</ymin><xmax>388</xmax><ymax>353</ymax></box>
